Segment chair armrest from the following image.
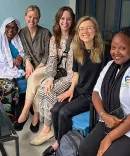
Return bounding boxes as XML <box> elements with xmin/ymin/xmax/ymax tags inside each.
<box><xmin>0</xmin><ymin>102</ymin><xmax>16</xmax><ymax>135</ymax></box>
<box><xmin>89</xmin><ymin>102</ymin><xmax>98</xmax><ymax>132</ymax></box>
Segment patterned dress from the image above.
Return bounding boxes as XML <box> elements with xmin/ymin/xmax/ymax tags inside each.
<box><xmin>38</xmin><ymin>37</ymin><xmax>73</xmax><ymax>125</ymax></box>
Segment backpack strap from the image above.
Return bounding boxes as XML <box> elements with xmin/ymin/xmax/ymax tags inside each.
<box><xmin>64</xmin><ymin>37</ymin><xmax>72</xmax><ymax>54</ymax></box>
<box><xmin>57</xmin><ymin>38</ymin><xmax>72</xmax><ymax>66</ymax></box>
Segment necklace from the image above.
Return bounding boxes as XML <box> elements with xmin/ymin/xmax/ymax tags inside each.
<box><xmin>87</xmin><ymin>49</ymin><xmax>91</xmax><ymax>53</ymax></box>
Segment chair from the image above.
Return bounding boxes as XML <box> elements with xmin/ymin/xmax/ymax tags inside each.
<box><xmin>89</xmin><ymin>102</ymin><xmax>98</xmax><ymax>131</ymax></box>
<box><xmin>0</xmin><ymin>102</ymin><xmax>19</xmax><ymax>156</ymax></box>
<box><xmin>72</xmin><ymin>102</ymin><xmax>98</xmax><ymax>136</ymax></box>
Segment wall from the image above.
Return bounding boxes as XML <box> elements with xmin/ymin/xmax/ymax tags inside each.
<box><xmin>69</xmin><ymin>0</ymin><xmax>76</xmax><ymax>13</ymax></box>
<box><xmin>0</xmin><ymin>0</ymin><xmax>75</xmax><ymax>32</ymax></box>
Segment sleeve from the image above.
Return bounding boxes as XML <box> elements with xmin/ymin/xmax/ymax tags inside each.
<box><xmin>72</xmin><ymin>57</ymin><xmax>78</xmax><ymax>72</ymax></box>
<box><xmin>45</xmin><ymin>36</ymin><xmax>58</xmax><ymax>79</ymax></box>
<box><xmin>19</xmin><ymin>30</ymin><xmax>31</xmax><ymax>63</ymax></box>
<box><xmin>40</xmin><ymin>30</ymin><xmax>52</xmax><ymax>65</ymax></box>
<box><xmin>94</xmin><ymin>60</ymin><xmax>114</xmax><ymax>95</ymax></box>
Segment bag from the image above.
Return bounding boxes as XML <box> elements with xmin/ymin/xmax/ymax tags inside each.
<box><xmin>56</xmin><ymin>130</ymin><xmax>84</xmax><ymax>156</ymax></box>
<box><xmin>72</xmin><ymin>111</ymin><xmax>90</xmax><ymax>136</ymax></box>
<box><xmin>54</xmin><ymin>67</ymin><xmax>67</xmax><ymax>80</ymax></box>
<box><xmin>54</xmin><ymin>38</ymin><xmax>72</xmax><ymax>80</ymax></box>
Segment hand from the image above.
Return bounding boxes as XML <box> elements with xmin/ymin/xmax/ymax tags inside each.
<box><xmin>25</xmin><ymin>59</ymin><xmax>34</xmax><ymax>79</ymax></box>
<box><xmin>97</xmin><ymin>135</ymin><xmax>112</xmax><ymax>156</ymax></box>
<box><xmin>14</xmin><ymin>55</ymin><xmax>22</xmax><ymax>67</ymax></box>
<box><xmin>44</xmin><ymin>80</ymin><xmax>54</xmax><ymax>94</ymax></box>
<box><xmin>35</xmin><ymin>63</ymin><xmax>44</xmax><ymax>69</ymax></box>
<box><xmin>57</xmin><ymin>89</ymin><xmax>74</xmax><ymax>102</ymax></box>
<box><xmin>102</xmin><ymin>113</ymin><xmax>123</xmax><ymax>129</ymax></box>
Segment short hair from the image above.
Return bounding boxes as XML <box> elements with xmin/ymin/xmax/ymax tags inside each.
<box><xmin>25</xmin><ymin>5</ymin><xmax>41</xmax><ymax>19</ymax></box>
<box><xmin>119</xmin><ymin>27</ymin><xmax>130</xmax><ymax>38</ymax></box>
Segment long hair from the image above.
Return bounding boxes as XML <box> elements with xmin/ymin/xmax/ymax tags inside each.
<box><xmin>73</xmin><ymin>16</ymin><xmax>104</xmax><ymax>64</ymax></box>
<box><xmin>25</xmin><ymin>5</ymin><xmax>41</xmax><ymax>19</ymax></box>
<box><xmin>53</xmin><ymin>6</ymin><xmax>75</xmax><ymax>48</ymax></box>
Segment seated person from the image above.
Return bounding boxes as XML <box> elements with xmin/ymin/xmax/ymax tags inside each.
<box><xmin>79</xmin><ymin>27</ymin><xmax>130</xmax><ymax>156</ymax></box>
<box><xmin>14</xmin><ymin>5</ymin><xmax>51</xmax><ymax>132</ymax></box>
<box><xmin>29</xmin><ymin>6</ymin><xmax>75</xmax><ymax>145</ymax></box>
<box><xmin>0</xmin><ymin>17</ymin><xmax>26</xmax><ymax>121</ymax></box>
<box><xmin>42</xmin><ymin>16</ymin><xmax>111</xmax><ymax>156</ymax></box>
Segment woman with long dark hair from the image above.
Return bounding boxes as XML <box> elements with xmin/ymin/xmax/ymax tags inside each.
<box><xmin>43</xmin><ymin>16</ymin><xmax>111</xmax><ymax>156</ymax></box>
<box><xmin>28</xmin><ymin>6</ymin><xmax>75</xmax><ymax>145</ymax></box>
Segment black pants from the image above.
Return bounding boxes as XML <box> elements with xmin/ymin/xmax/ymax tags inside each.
<box><xmin>51</xmin><ymin>93</ymin><xmax>91</xmax><ymax>142</ymax></box>
<box><xmin>79</xmin><ymin>122</ymin><xmax>130</xmax><ymax>156</ymax></box>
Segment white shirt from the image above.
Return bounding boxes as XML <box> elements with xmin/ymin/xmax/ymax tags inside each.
<box><xmin>0</xmin><ymin>50</ymin><xmax>25</xmax><ymax>79</ymax></box>
<box><xmin>0</xmin><ymin>17</ymin><xmax>25</xmax><ymax>79</ymax></box>
<box><xmin>94</xmin><ymin>60</ymin><xmax>130</xmax><ymax>137</ymax></box>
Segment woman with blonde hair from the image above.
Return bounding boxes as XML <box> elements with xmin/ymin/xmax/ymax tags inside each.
<box><xmin>79</xmin><ymin>27</ymin><xmax>130</xmax><ymax>156</ymax></box>
<box><xmin>14</xmin><ymin>5</ymin><xmax>51</xmax><ymax>132</ymax></box>
<box><xmin>42</xmin><ymin>16</ymin><xmax>111</xmax><ymax>155</ymax></box>
<box><xmin>29</xmin><ymin>6</ymin><xmax>75</xmax><ymax>146</ymax></box>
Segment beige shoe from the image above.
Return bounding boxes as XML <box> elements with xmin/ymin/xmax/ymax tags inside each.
<box><xmin>29</xmin><ymin>130</ymin><xmax>54</xmax><ymax>145</ymax></box>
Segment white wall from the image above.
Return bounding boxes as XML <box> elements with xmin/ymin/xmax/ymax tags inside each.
<box><xmin>0</xmin><ymin>0</ymin><xmax>70</xmax><ymax>32</ymax></box>
<box><xmin>69</xmin><ymin>0</ymin><xmax>76</xmax><ymax>13</ymax></box>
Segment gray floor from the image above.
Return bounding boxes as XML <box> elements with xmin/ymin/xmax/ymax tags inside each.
<box><xmin>2</xmin><ymin>116</ymin><xmax>55</xmax><ymax>156</ymax></box>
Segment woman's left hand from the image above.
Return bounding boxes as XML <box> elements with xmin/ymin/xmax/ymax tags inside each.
<box><xmin>97</xmin><ymin>135</ymin><xmax>112</xmax><ymax>156</ymax></box>
<box><xmin>14</xmin><ymin>55</ymin><xmax>22</xmax><ymax>67</ymax></box>
<box><xmin>35</xmin><ymin>63</ymin><xmax>44</xmax><ymax>69</ymax></box>
<box><xmin>44</xmin><ymin>79</ymin><xmax>54</xmax><ymax>94</ymax></box>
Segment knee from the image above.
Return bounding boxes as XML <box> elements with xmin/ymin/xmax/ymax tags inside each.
<box><xmin>51</xmin><ymin>102</ymin><xmax>61</xmax><ymax>116</ymax></box>
<box><xmin>59</xmin><ymin>107</ymin><xmax>69</xmax><ymax>120</ymax></box>
<box><xmin>79</xmin><ymin>139</ymin><xmax>90</xmax><ymax>156</ymax></box>
<box><xmin>28</xmin><ymin>72</ymin><xmax>37</xmax><ymax>84</ymax></box>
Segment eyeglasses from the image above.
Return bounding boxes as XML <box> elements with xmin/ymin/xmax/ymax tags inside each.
<box><xmin>6</xmin><ymin>25</ymin><xmax>18</xmax><ymax>31</ymax></box>
<box><xmin>79</xmin><ymin>26</ymin><xmax>95</xmax><ymax>33</ymax></box>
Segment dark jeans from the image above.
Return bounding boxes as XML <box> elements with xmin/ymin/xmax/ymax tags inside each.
<box><xmin>51</xmin><ymin>93</ymin><xmax>91</xmax><ymax>142</ymax></box>
<box><xmin>79</xmin><ymin>122</ymin><xmax>130</xmax><ymax>156</ymax></box>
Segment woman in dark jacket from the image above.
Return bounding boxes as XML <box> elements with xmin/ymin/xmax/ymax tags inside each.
<box><xmin>14</xmin><ymin>5</ymin><xmax>51</xmax><ymax>132</ymax></box>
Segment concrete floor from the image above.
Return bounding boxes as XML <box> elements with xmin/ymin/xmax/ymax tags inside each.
<box><xmin>2</xmin><ymin>116</ymin><xmax>55</xmax><ymax>156</ymax></box>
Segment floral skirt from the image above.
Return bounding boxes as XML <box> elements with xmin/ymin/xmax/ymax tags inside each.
<box><xmin>0</xmin><ymin>78</ymin><xmax>19</xmax><ymax>116</ymax></box>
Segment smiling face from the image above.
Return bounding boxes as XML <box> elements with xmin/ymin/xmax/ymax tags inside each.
<box><xmin>5</xmin><ymin>21</ymin><xmax>18</xmax><ymax>41</ymax></box>
<box><xmin>78</xmin><ymin>20</ymin><xmax>96</xmax><ymax>45</ymax></box>
<box><xmin>25</xmin><ymin>10</ymin><xmax>39</xmax><ymax>28</ymax></box>
<box><xmin>59</xmin><ymin>10</ymin><xmax>72</xmax><ymax>33</ymax></box>
<box><xmin>111</xmin><ymin>33</ymin><xmax>130</xmax><ymax>66</ymax></box>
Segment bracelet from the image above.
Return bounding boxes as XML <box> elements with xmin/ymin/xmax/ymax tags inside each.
<box><xmin>107</xmin><ymin>133</ymin><xmax>112</xmax><ymax>142</ymax></box>
<box><xmin>100</xmin><ymin>111</ymin><xmax>105</xmax><ymax>119</ymax></box>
